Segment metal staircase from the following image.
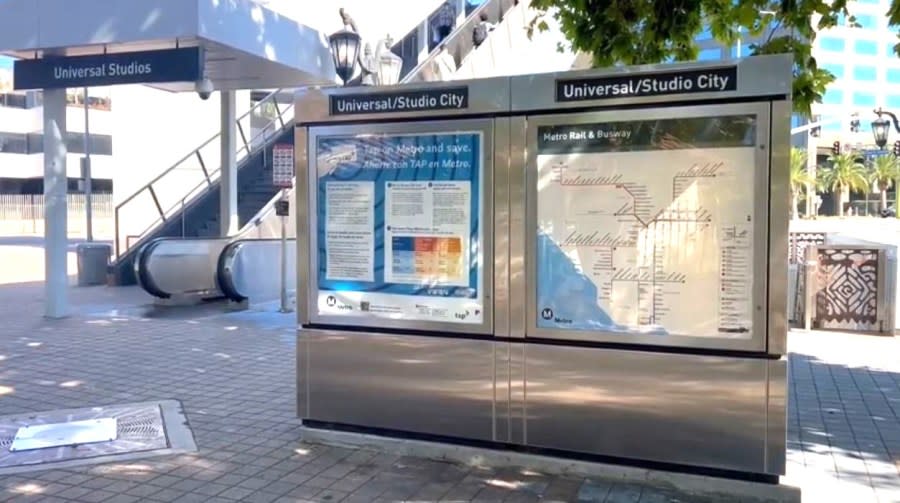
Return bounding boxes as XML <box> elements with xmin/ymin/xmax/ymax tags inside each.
<box><xmin>109</xmin><ymin>92</ymin><xmax>294</xmax><ymax>285</ymax></box>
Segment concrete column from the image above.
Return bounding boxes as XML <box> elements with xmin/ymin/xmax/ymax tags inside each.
<box><xmin>43</xmin><ymin>88</ymin><xmax>69</xmax><ymax>318</ymax></box>
<box><xmin>220</xmin><ymin>90</ymin><xmax>238</xmax><ymax>237</ymax></box>
<box><xmin>417</xmin><ymin>20</ymin><xmax>430</xmax><ymax>63</ymax></box>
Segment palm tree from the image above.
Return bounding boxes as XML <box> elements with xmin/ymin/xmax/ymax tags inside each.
<box><xmin>869</xmin><ymin>155</ymin><xmax>899</xmax><ymax>212</ymax></box>
<box><xmin>789</xmin><ymin>148</ymin><xmax>812</xmax><ymax>220</ymax></box>
<box><xmin>820</xmin><ymin>153</ymin><xmax>868</xmax><ymax>217</ymax></box>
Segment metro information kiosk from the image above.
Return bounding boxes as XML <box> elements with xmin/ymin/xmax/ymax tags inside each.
<box><xmin>295</xmin><ymin>55</ymin><xmax>790</xmax><ymax>479</ymax></box>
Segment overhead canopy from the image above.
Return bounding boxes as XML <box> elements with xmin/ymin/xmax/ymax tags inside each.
<box><xmin>0</xmin><ymin>0</ymin><xmax>339</xmax><ymax>91</ymax></box>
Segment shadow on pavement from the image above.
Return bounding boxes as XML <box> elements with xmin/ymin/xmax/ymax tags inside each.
<box><xmin>788</xmin><ymin>349</ymin><xmax>900</xmax><ymax>498</ymax></box>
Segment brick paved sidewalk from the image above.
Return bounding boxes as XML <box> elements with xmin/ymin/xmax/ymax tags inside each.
<box><xmin>0</xmin><ymin>282</ymin><xmax>729</xmax><ymax>503</ymax></box>
<box><xmin>783</xmin><ymin>330</ymin><xmax>900</xmax><ymax>503</ymax></box>
<box><xmin>0</xmin><ymin>279</ymin><xmax>896</xmax><ymax>502</ymax></box>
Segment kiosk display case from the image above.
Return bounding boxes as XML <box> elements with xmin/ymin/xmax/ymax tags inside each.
<box><xmin>295</xmin><ymin>55</ymin><xmax>791</xmax><ymax>477</ymax></box>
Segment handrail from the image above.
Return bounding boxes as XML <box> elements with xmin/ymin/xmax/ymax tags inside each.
<box><xmin>135</xmin><ymin>237</ymin><xmax>231</xmax><ymax>299</ymax></box>
<box><xmin>134</xmin><ymin>238</ymin><xmax>169</xmax><ymax>299</ymax></box>
<box><xmin>216</xmin><ymin>238</ymin><xmax>285</xmax><ymax>302</ymax></box>
<box><xmin>114</xmin><ymin>88</ymin><xmax>294</xmax><ymax>258</ymax></box>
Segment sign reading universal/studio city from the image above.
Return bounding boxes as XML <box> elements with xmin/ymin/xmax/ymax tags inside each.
<box><xmin>13</xmin><ymin>47</ymin><xmax>203</xmax><ymax>90</ymax></box>
<box><xmin>330</xmin><ymin>87</ymin><xmax>468</xmax><ymax>116</ymax></box>
<box><xmin>556</xmin><ymin>67</ymin><xmax>737</xmax><ymax>103</ymax></box>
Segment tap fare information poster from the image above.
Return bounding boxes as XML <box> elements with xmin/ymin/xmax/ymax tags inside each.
<box><xmin>315</xmin><ymin>131</ymin><xmax>483</xmax><ymax>325</ymax></box>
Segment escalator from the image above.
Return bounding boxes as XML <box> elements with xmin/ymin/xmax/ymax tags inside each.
<box><xmin>135</xmin><ymin>0</ymin><xmax>570</xmax><ymax>305</ymax></box>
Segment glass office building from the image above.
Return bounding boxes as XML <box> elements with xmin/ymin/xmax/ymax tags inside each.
<box><xmin>696</xmin><ymin>2</ymin><xmax>898</xmax><ymax>151</ymax></box>
<box><xmin>812</xmin><ymin>1</ymin><xmax>900</xmax><ymax>149</ymax></box>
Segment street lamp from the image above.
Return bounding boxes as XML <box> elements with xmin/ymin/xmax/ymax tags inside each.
<box><xmin>376</xmin><ymin>36</ymin><xmax>403</xmax><ymax>86</ymax></box>
<box><xmin>871</xmin><ymin>107</ymin><xmax>900</xmax><ymax>149</ymax></box>
<box><xmin>328</xmin><ymin>28</ymin><xmax>362</xmax><ymax>85</ymax></box>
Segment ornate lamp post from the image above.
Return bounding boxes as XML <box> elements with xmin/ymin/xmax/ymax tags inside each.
<box><xmin>871</xmin><ymin>107</ymin><xmax>900</xmax><ymax>218</ymax></box>
<box><xmin>871</xmin><ymin>107</ymin><xmax>900</xmax><ymax>149</ymax></box>
<box><xmin>376</xmin><ymin>36</ymin><xmax>403</xmax><ymax>86</ymax></box>
<box><xmin>328</xmin><ymin>28</ymin><xmax>362</xmax><ymax>85</ymax></box>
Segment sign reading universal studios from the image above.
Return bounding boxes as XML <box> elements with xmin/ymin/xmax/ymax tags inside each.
<box><xmin>14</xmin><ymin>48</ymin><xmax>203</xmax><ymax>90</ymax></box>
<box><xmin>555</xmin><ymin>66</ymin><xmax>737</xmax><ymax>103</ymax></box>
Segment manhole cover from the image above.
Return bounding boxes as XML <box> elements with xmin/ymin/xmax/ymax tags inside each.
<box><xmin>0</xmin><ymin>400</ymin><xmax>196</xmax><ymax>475</ymax></box>
<box><xmin>11</xmin><ymin>417</ymin><xmax>117</xmax><ymax>452</ymax></box>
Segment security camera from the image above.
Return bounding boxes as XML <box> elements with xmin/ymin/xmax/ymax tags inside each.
<box><xmin>195</xmin><ymin>78</ymin><xmax>214</xmax><ymax>100</ymax></box>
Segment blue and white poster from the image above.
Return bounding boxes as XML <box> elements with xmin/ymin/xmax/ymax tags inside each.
<box><xmin>535</xmin><ymin>116</ymin><xmax>758</xmax><ymax>339</ymax></box>
<box><xmin>315</xmin><ymin>131</ymin><xmax>483</xmax><ymax>325</ymax></box>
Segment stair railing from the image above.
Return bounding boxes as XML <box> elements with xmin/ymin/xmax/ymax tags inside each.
<box><xmin>113</xmin><ymin>89</ymin><xmax>294</xmax><ymax>259</ymax></box>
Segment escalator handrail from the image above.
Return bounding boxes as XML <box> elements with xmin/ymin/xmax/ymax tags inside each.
<box><xmin>134</xmin><ymin>238</ymin><xmax>170</xmax><ymax>299</ymax></box>
<box><xmin>136</xmin><ymin>237</ymin><xmax>230</xmax><ymax>299</ymax></box>
<box><xmin>216</xmin><ymin>238</ymin><xmax>289</xmax><ymax>303</ymax></box>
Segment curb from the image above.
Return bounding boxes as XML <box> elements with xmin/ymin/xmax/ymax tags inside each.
<box><xmin>300</xmin><ymin>426</ymin><xmax>801</xmax><ymax>503</ymax></box>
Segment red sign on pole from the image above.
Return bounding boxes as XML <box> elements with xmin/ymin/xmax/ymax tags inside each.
<box><xmin>273</xmin><ymin>144</ymin><xmax>294</xmax><ymax>188</ymax></box>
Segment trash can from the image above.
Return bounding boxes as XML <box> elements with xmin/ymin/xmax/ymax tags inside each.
<box><xmin>76</xmin><ymin>242</ymin><xmax>112</xmax><ymax>286</ymax></box>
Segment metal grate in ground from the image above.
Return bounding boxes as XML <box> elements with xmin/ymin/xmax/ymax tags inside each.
<box><xmin>0</xmin><ymin>399</ymin><xmax>196</xmax><ymax>475</ymax></box>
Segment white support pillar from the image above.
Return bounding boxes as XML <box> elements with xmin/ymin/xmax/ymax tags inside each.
<box><xmin>806</xmin><ymin>135</ymin><xmax>819</xmax><ymax>218</ymax></box>
<box><xmin>43</xmin><ymin>88</ymin><xmax>69</xmax><ymax>319</ymax></box>
<box><xmin>417</xmin><ymin>19</ymin><xmax>430</xmax><ymax>63</ymax></box>
<box><xmin>220</xmin><ymin>90</ymin><xmax>238</xmax><ymax>237</ymax></box>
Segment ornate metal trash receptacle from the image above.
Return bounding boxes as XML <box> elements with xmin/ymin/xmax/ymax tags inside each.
<box><xmin>808</xmin><ymin>245</ymin><xmax>896</xmax><ymax>334</ymax></box>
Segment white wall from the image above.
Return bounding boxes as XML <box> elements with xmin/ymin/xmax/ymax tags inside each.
<box><xmin>108</xmin><ymin>84</ymin><xmax>251</xmax><ymax>249</ymax></box>
<box><xmin>109</xmin><ymin>85</ymin><xmax>251</xmax><ymax>201</ymax></box>
<box><xmin>0</xmin><ymin>105</ymin><xmax>39</xmax><ymax>133</ymax></box>
<box><xmin>0</xmin><ymin>99</ymin><xmax>115</xmax><ymax>180</ymax></box>
<box><xmin>0</xmin><ymin>152</ymin><xmax>116</xmax><ymax>180</ymax></box>
<box><xmin>261</xmin><ymin>0</ymin><xmax>444</xmax><ymax>50</ymax></box>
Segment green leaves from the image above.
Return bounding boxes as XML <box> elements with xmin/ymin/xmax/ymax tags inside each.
<box><xmin>526</xmin><ymin>0</ymin><xmax>864</xmax><ymax>117</ymax></box>
<box><xmin>870</xmin><ymin>155</ymin><xmax>900</xmax><ymax>190</ymax></box>
<box><xmin>821</xmin><ymin>153</ymin><xmax>869</xmax><ymax>194</ymax></box>
<box><xmin>790</xmin><ymin>147</ymin><xmax>813</xmax><ymax>194</ymax></box>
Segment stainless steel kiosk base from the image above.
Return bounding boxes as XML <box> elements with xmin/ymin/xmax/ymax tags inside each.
<box><xmin>298</xmin><ymin>329</ymin><xmax>786</xmax><ymax>476</ymax></box>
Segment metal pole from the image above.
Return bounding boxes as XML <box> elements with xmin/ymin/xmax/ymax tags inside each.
<box><xmin>279</xmin><ymin>189</ymin><xmax>291</xmax><ymax>313</ymax></box>
<box><xmin>83</xmin><ymin>87</ymin><xmax>93</xmax><ymax>242</ymax></box>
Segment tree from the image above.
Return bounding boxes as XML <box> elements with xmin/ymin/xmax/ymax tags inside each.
<box><xmin>870</xmin><ymin>155</ymin><xmax>899</xmax><ymax>212</ymax></box>
<box><xmin>819</xmin><ymin>153</ymin><xmax>868</xmax><ymax>217</ymax></box>
<box><xmin>526</xmin><ymin>0</ymin><xmax>862</xmax><ymax>117</ymax></box>
<box><xmin>789</xmin><ymin>148</ymin><xmax>812</xmax><ymax>220</ymax></box>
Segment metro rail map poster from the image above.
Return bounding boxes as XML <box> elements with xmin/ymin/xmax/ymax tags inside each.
<box><xmin>535</xmin><ymin>115</ymin><xmax>758</xmax><ymax>339</ymax></box>
<box><xmin>315</xmin><ymin>131</ymin><xmax>484</xmax><ymax>325</ymax></box>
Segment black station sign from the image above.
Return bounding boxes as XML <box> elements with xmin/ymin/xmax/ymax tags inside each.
<box><xmin>330</xmin><ymin>87</ymin><xmax>469</xmax><ymax>115</ymax></box>
<box><xmin>14</xmin><ymin>47</ymin><xmax>204</xmax><ymax>90</ymax></box>
<box><xmin>556</xmin><ymin>67</ymin><xmax>738</xmax><ymax>103</ymax></box>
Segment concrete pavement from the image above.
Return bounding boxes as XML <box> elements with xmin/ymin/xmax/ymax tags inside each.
<box><xmin>0</xmin><ymin>281</ymin><xmax>728</xmax><ymax>503</ymax></box>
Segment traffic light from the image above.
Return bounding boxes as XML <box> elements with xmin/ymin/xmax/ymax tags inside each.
<box><xmin>893</xmin><ymin>140</ymin><xmax>900</xmax><ymax>157</ymax></box>
<box><xmin>832</xmin><ymin>141</ymin><xmax>841</xmax><ymax>155</ymax></box>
